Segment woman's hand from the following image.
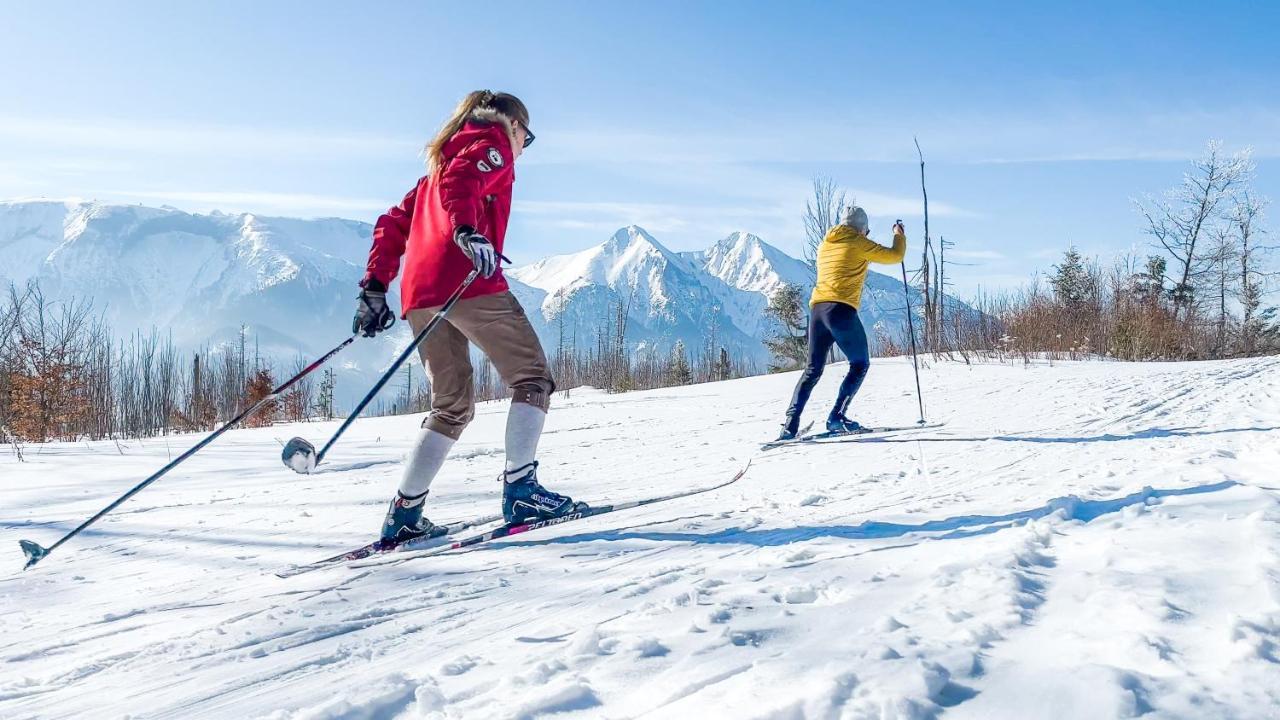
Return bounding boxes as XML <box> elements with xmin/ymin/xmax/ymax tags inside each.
<box><xmin>453</xmin><ymin>226</ymin><xmax>498</xmax><ymax>278</ymax></box>
<box><xmin>893</xmin><ymin>220</ymin><xmax>906</xmax><ymax>236</ymax></box>
<box><xmin>353</xmin><ymin>279</ymin><xmax>396</xmax><ymax>337</ymax></box>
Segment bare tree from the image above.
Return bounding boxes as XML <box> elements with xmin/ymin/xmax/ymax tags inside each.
<box><xmin>913</xmin><ymin>138</ymin><xmax>938</xmax><ymax>348</ymax></box>
<box><xmin>1231</xmin><ymin>190</ymin><xmax>1272</xmax><ymax>354</ymax></box>
<box><xmin>1205</xmin><ymin>228</ymin><xmax>1240</xmax><ymax>354</ymax></box>
<box><xmin>281</xmin><ymin>354</ymin><xmax>316</xmax><ymax>422</ymax></box>
<box><xmin>802</xmin><ymin>176</ymin><xmax>848</xmax><ymax>278</ymax></box>
<box><xmin>1137</xmin><ymin>142</ymin><xmax>1252</xmax><ymax>318</ymax></box>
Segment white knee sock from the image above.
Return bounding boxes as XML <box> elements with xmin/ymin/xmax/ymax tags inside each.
<box><xmin>398</xmin><ymin>429</ymin><xmax>455</xmax><ymax>497</ymax></box>
<box><xmin>504</xmin><ymin>402</ymin><xmax>547</xmax><ymax>478</ymax></box>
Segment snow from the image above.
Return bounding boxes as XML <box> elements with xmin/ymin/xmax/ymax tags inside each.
<box><xmin>3</xmin><ymin>356</ymin><xmax>1280</xmax><ymax>719</ymax></box>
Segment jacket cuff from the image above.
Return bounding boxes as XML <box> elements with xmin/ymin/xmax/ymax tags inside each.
<box><xmin>360</xmin><ymin>276</ymin><xmax>388</xmax><ymax>293</ymax></box>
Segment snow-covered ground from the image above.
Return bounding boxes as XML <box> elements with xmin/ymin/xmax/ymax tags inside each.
<box><xmin>3</xmin><ymin>356</ymin><xmax>1279</xmax><ymax>719</ymax></box>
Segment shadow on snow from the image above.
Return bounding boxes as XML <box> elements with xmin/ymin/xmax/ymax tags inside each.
<box><xmin>812</xmin><ymin>425</ymin><xmax>1279</xmax><ymax>446</ymax></box>
<box><xmin>504</xmin><ymin>480</ymin><xmax>1240</xmax><ymax>550</ymax></box>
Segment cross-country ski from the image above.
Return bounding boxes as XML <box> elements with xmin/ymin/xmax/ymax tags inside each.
<box><xmin>761</xmin><ymin>422</ymin><xmax>947</xmax><ymax>450</ymax></box>
<box><xmin>275</xmin><ymin>512</ymin><xmax>505</xmax><ymax>578</ymax></box>
<box><xmin>6</xmin><ymin>6</ymin><xmax>1280</xmax><ymax>719</ymax></box>
<box><xmin>279</xmin><ymin>462</ymin><xmax>750</xmax><ymax>578</ymax></box>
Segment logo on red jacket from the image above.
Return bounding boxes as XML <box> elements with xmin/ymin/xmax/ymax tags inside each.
<box><xmin>487</xmin><ymin>147</ymin><xmax>504</xmax><ymax>167</ymax></box>
<box><xmin>476</xmin><ymin>160</ymin><xmax>493</xmax><ymax>172</ymax></box>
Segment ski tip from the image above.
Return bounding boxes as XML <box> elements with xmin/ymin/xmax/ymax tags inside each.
<box><xmin>18</xmin><ymin>539</ymin><xmax>49</xmax><ymax>570</ymax></box>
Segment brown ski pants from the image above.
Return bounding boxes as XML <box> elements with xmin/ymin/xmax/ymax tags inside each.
<box><xmin>406</xmin><ymin>291</ymin><xmax>554</xmax><ymax>440</ymax></box>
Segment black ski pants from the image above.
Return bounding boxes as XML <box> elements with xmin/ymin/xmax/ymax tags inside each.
<box><xmin>785</xmin><ymin>301</ymin><xmax>870</xmax><ymax>431</ymax></box>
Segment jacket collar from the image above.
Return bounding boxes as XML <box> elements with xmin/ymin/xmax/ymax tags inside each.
<box><xmin>441</xmin><ymin>109</ymin><xmax>519</xmax><ymax>160</ymax></box>
<box><xmin>468</xmin><ymin>107</ymin><xmax>519</xmax><ymax>145</ymax></box>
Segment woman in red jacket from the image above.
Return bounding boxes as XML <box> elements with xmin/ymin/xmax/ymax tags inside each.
<box><xmin>354</xmin><ymin>90</ymin><xmax>583</xmax><ymax>545</ymax></box>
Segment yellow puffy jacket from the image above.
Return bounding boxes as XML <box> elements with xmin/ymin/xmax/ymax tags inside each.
<box><xmin>810</xmin><ymin>226</ymin><xmax>907</xmax><ymax>308</ymax></box>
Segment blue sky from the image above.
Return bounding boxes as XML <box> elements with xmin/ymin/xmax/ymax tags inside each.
<box><xmin>2</xmin><ymin>0</ymin><xmax>1277</xmax><ymax>296</ymax></box>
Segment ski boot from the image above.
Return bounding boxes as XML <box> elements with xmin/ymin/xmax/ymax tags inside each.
<box><xmin>501</xmin><ymin>462</ymin><xmax>587</xmax><ymax>525</ymax></box>
<box><xmin>826</xmin><ymin>414</ymin><xmax>863</xmax><ymax>434</ymax></box>
<box><xmin>776</xmin><ymin>412</ymin><xmax>801</xmax><ymax>442</ymax></box>
<box><xmin>380</xmin><ymin>490</ymin><xmax>437</xmax><ymax>547</ymax></box>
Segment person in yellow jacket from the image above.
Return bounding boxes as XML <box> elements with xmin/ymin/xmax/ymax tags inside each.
<box><xmin>778</xmin><ymin>206</ymin><xmax>907</xmax><ymax>440</ymax></box>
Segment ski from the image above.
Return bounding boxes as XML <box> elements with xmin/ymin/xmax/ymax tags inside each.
<box><xmin>275</xmin><ymin>512</ymin><xmax>505</xmax><ymax>578</ymax></box>
<box><xmin>762</xmin><ymin>421</ymin><xmax>946</xmax><ymax>450</ymax></box>
<box><xmin>803</xmin><ymin>417</ymin><xmax>947</xmax><ymax>440</ymax></box>
<box><xmin>288</xmin><ymin>460</ymin><xmax>752</xmax><ymax>576</ymax></box>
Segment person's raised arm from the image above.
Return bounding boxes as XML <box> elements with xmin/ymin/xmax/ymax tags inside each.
<box><xmin>857</xmin><ymin>221</ymin><xmax>908</xmax><ymax>264</ymax></box>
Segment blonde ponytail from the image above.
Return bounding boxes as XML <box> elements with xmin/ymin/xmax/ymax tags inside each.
<box><xmin>425</xmin><ymin>90</ymin><xmax>530</xmax><ymax>174</ymax></box>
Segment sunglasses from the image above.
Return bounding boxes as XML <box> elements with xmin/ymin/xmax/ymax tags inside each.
<box><xmin>519</xmin><ymin>122</ymin><xmax>535</xmax><ymax>149</ymax></box>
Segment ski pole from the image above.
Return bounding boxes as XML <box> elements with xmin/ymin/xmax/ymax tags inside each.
<box><xmin>282</xmin><ymin>262</ymin><xmax>500</xmax><ymax>474</ymax></box>
<box><xmin>897</xmin><ymin>229</ymin><xmax>926</xmax><ymax>424</ymax></box>
<box><xmin>19</xmin><ymin>334</ymin><xmax>358</xmax><ymax>570</ymax></box>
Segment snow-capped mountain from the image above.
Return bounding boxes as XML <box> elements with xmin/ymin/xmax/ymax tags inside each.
<box><xmin>0</xmin><ymin>200</ymin><xmax>375</xmax><ymax>353</ymax></box>
<box><xmin>682</xmin><ymin>230</ymin><xmax>816</xmax><ymax>339</ymax></box>
<box><xmin>514</xmin><ymin>226</ymin><xmax>945</xmax><ymax>362</ymax></box>
<box><xmin>509</xmin><ymin>226</ymin><xmax>758</xmax><ymax>359</ymax></box>
<box><xmin>1</xmin><ymin>200</ymin><xmax>971</xmax><ymax>393</ymax></box>
<box><xmin>0</xmin><ymin>200</ymin><xmax>407</xmax><ymax>404</ymax></box>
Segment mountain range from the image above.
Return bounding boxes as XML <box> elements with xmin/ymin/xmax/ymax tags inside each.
<box><xmin>0</xmin><ymin>200</ymin><xmax>963</xmax><ymax>401</ymax></box>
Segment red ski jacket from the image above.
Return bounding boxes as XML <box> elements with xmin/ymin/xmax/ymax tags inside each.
<box><xmin>362</xmin><ymin>116</ymin><xmax>516</xmax><ymax>314</ymax></box>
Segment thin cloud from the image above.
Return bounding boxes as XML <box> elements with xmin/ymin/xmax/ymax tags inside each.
<box><xmin>847</xmin><ymin>190</ymin><xmax>978</xmax><ymax>220</ymax></box>
<box><xmin>949</xmin><ymin>249</ymin><xmax>1006</xmax><ymax>260</ymax></box>
<box><xmin>107</xmin><ymin>190</ymin><xmax>388</xmax><ymax>217</ymax></box>
<box><xmin>0</xmin><ymin>115</ymin><xmax>414</xmax><ymax>159</ymax></box>
<box><xmin>536</xmin><ymin>104</ymin><xmax>1280</xmax><ymax>166</ymax></box>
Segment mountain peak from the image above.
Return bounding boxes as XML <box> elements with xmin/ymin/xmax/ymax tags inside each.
<box><xmin>605</xmin><ymin>225</ymin><xmax>662</xmax><ymax>251</ymax></box>
<box><xmin>714</xmin><ymin>230</ymin><xmax>766</xmax><ymax>253</ymax></box>
<box><xmin>698</xmin><ymin>231</ymin><xmax>812</xmax><ymax>298</ymax></box>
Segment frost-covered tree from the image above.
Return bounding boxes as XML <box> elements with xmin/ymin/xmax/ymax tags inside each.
<box><xmin>667</xmin><ymin>340</ymin><xmax>692</xmax><ymax>385</ymax></box>
<box><xmin>1137</xmin><ymin>142</ymin><xmax>1252</xmax><ymax>317</ymax></box>
<box><xmin>1130</xmin><ymin>255</ymin><xmax>1169</xmax><ymax>306</ymax></box>
<box><xmin>764</xmin><ymin>284</ymin><xmax>808</xmax><ymax>372</ymax></box>
<box><xmin>1231</xmin><ymin>190</ymin><xmax>1270</xmax><ymax>354</ymax></box>
<box><xmin>313</xmin><ymin>368</ymin><xmax>336</xmax><ymax>420</ymax></box>
<box><xmin>1050</xmin><ymin>247</ymin><xmax>1093</xmax><ymax>309</ymax></box>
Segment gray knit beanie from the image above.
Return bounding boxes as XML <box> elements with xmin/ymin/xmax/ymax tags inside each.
<box><xmin>841</xmin><ymin>205</ymin><xmax>869</xmax><ymax>234</ymax></box>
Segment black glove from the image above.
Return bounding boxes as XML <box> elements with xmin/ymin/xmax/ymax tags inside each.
<box><xmin>353</xmin><ymin>278</ymin><xmax>395</xmax><ymax>338</ymax></box>
<box><xmin>453</xmin><ymin>226</ymin><xmax>498</xmax><ymax>279</ymax></box>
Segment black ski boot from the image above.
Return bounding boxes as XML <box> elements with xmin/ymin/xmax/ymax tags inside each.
<box><xmin>826</xmin><ymin>413</ymin><xmax>863</xmax><ymax>434</ymax></box>
<box><xmin>380</xmin><ymin>490</ymin><xmax>436</xmax><ymax>547</ymax></box>
<box><xmin>777</xmin><ymin>413</ymin><xmax>801</xmax><ymax>442</ymax></box>
<box><xmin>501</xmin><ymin>462</ymin><xmax>586</xmax><ymax>525</ymax></box>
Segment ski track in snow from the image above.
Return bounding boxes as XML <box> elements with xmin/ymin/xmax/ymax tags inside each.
<box><xmin>3</xmin><ymin>357</ymin><xmax>1280</xmax><ymax>719</ymax></box>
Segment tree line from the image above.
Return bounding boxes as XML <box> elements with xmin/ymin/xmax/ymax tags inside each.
<box><xmin>0</xmin><ymin>283</ymin><xmax>337</xmax><ymax>453</ymax></box>
<box><xmin>3</xmin><ymin>278</ymin><xmax>756</xmax><ymax>452</ymax></box>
